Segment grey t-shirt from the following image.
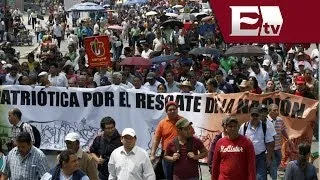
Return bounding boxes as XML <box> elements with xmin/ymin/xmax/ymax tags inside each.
<box><xmin>285</xmin><ymin>160</ymin><xmax>318</xmax><ymax>180</ymax></box>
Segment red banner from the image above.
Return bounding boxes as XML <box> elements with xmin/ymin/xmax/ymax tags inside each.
<box><xmin>84</xmin><ymin>36</ymin><xmax>111</xmax><ymax>68</ymax></box>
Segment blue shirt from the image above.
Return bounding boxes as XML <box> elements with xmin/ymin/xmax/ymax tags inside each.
<box><xmin>2</xmin><ymin>146</ymin><xmax>49</xmax><ymax>179</ymax></box>
<box><xmin>285</xmin><ymin>160</ymin><xmax>318</xmax><ymax>180</ymax></box>
<box><xmin>218</xmin><ymin>81</ymin><xmax>234</xmax><ymax>94</ymax></box>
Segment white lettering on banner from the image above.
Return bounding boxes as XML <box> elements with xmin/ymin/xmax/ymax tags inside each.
<box><xmin>220</xmin><ymin>145</ymin><xmax>244</xmax><ymax>153</ymax></box>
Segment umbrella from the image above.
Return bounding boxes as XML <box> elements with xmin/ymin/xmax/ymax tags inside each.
<box><xmin>123</xmin><ymin>0</ymin><xmax>147</xmax><ymax>5</ymax></box>
<box><xmin>172</xmin><ymin>5</ymin><xmax>184</xmax><ymax>9</ymax></box>
<box><xmin>67</xmin><ymin>2</ymin><xmax>105</xmax><ymax>12</ymax></box>
<box><xmin>151</xmin><ymin>55</ymin><xmax>177</xmax><ymax>64</ymax></box>
<box><xmin>103</xmin><ymin>4</ymin><xmax>110</xmax><ymax>8</ymax></box>
<box><xmin>119</xmin><ymin>57</ymin><xmax>151</xmax><ymax>66</ymax></box>
<box><xmin>165</xmin><ymin>13</ymin><xmax>178</xmax><ymax>18</ymax></box>
<box><xmin>162</xmin><ymin>19</ymin><xmax>183</xmax><ymax>28</ymax></box>
<box><xmin>201</xmin><ymin>16</ymin><xmax>214</xmax><ymax>22</ymax></box>
<box><xmin>107</xmin><ymin>25</ymin><xmax>124</xmax><ymax>30</ymax></box>
<box><xmin>177</xmin><ymin>13</ymin><xmax>196</xmax><ymax>21</ymax></box>
<box><xmin>225</xmin><ymin>45</ymin><xmax>265</xmax><ymax>56</ymax></box>
<box><xmin>145</xmin><ymin>11</ymin><xmax>158</xmax><ymax>16</ymax></box>
<box><xmin>193</xmin><ymin>12</ymin><xmax>208</xmax><ymax>20</ymax></box>
<box><xmin>189</xmin><ymin>47</ymin><xmax>221</xmax><ymax>57</ymax></box>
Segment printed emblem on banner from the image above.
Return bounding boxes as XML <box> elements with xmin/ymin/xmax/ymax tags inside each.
<box><xmin>90</xmin><ymin>38</ymin><xmax>105</xmax><ymax>57</ymax></box>
<box><xmin>230</xmin><ymin>6</ymin><xmax>283</xmax><ymax>36</ymax></box>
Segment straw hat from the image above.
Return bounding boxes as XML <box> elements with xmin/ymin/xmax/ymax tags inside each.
<box><xmin>178</xmin><ymin>81</ymin><xmax>194</xmax><ymax>90</ymax></box>
<box><xmin>238</xmin><ymin>80</ymin><xmax>250</xmax><ymax>88</ymax></box>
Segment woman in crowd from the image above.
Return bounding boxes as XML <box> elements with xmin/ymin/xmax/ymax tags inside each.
<box><xmin>264</xmin><ymin>80</ymin><xmax>276</xmax><ymax>93</ymax></box>
<box><xmin>157</xmin><ymin>83</ymin><xmax>167</xmax><ymax>93</ymax></box>
<box><xmin>248</xmin><ymin>76</ymin><xmax>262</xmax><ymax>94</ymax></box>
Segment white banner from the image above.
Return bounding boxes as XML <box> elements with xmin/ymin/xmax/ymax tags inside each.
<box><xmin>0</xmin><ymin>85</ymin><xmax>317</xmax><ymax>163</ymax></box>
<box><xmin>0</xmin><ymin>85</ymin><xmax>213</xmax><ymax>152</ymax></box>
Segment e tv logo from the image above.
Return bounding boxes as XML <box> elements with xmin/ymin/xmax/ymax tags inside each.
<box><xmin>230</xmin><ymin>6</ymin><xmax>283</xmax><ymax>36</ymax></box>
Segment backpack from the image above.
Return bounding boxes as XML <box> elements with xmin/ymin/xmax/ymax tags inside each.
<box><xmin>173</xmin><ymin>137</ymin><xmax>202</xmax><ymax>179</ymax></box>
<box><xmin>174</xmin><ymin>136</ymin><xmax>193</xmax><ymax>153</ymax></box>
<box><xmin>243</xmin><ymin>121</ymin><xmax>267</xmax><ymax>143</ymax></box>
<box><xmin>20</xmin><ymin>122</ymin><xmax>41</xmax><ymax>148</ymax></box>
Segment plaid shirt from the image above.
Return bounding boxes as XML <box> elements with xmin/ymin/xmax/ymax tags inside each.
<box><xmin>2</xmin><ymin>146</ymin><xmax>49</xmax><ymax>179</ymax></box>
<box><xmin>11</xmin><ymin>121</ymin><xmax>35</xmax><ymax>144</ymax></box>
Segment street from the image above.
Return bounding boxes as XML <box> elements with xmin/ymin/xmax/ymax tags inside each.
<box><xmin>11</xmin><ymin>14</ymin><xmax>319</xmax><ymax>180</ymax></box>
<box><xmin>14</xmin><ymin>14</ymin><xmax>68</xmax><ymax>60</ymax></box>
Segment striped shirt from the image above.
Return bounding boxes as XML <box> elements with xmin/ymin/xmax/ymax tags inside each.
<box><xmin>2</xmin><ymin>146</ymin><xmax>49</xmax><ymax>179</ymax></box>
<box><xmin>12</xmin><ymin>121</ymin><xmax>35</xmax><ymax>144</ymax></box>
<box><xmin>267</xmin><ymin>115</ymin><xmax>286</xmax><ymax>150</ymax></box>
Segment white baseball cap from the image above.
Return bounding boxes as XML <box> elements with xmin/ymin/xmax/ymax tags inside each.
<box><xmin>262</xmin><ymin>59</ymin><xmax>271</xmax><ymax>66</ymax></box>
<box><xmin>65</xmin><ymin>132</ymin><xmax>80</xmax><ymax>142</ymax></box>
<box><xmin>38</xmin><ymin>71</ymin><xmax>48</xmax><ymax>77</ymax></box>
<box><xmin>122</xmin><ymin>128</ymin><xmax>136</xmax><ymax>137</ymax></box>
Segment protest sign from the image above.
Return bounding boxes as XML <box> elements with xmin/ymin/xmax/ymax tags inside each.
<box><xmin>0</xmin><ymin>86</ymin><xmax>317</xmax><ymax>164</ymax></box>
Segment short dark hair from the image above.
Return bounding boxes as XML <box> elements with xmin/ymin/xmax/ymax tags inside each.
<box><xmin>27</xmin><ymin>52</ymin><xmax>34</xmax><ymax>59</ymax></box>
<box><xmin>100</xmin><ymin>116</ymin><xmax>116</xmax><ymax>129</ymax></box>
<box><xmin>10</xmin><ymin>65</ymin><xmax>18</xmax><ymax>71</ymax></box>
<box><xmin>207</xmin><ymin>78</ymin><xmax>218</xmax><ymax>88</ymax></box>
<box><xmin>215</xmin><ymin>70</ymin><xmax>224</xmax><ymax>76</ymax></box>
<box><xmin>50</xmin><ymin>62</ymin><xmax>59</xmax><ymax>68</ymax></box>
<box><xmin>59</xmin><ymin>150</ymin><xmax>74</xmax><ymax>165</ymax></box>
<box><xmin>133</xmin><ymin>75</ymin><xmax>142</xmax><ymax>81</ymax></box>
<box><xmin>16</xmin><ymin>132</ymin><xmax>32</xmax><ymax>144</ymax></box>
<box><xmin>10</xmin><ymin>108</ymin><xmax>22</xmax><ymax>119</ymax></box>
<box><xmin>298</xmin><ymin>143</ymin><xmax>311</xmax><ymax>156</ymax></box>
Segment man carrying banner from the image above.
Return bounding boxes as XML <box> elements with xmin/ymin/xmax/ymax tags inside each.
<box><xmin>89</xmin><ymin>117</ymin><xmax>122</xmax><ymax>180</ymax></box>
<box><xmin>150</xmin><ymin>101</ymin><xmax>183</xmax><ymax>180</ymax></box>
<box><xmin>239</xmin><ymin>107</ymin><xmax>276</xmax><ymax>180</ymax></box>
<box><xmin>212</xmin><ymin>116</ymin><xmax>256</xmax><ymax>180</ymax></box>
<box><xmin>6</xmin><ymin>108</ymin><xmax>35</xmax><ymax>150</ymax></box>
<box><xmin>266</xmin><ymin>104</ymin><xmax>292</xmax><ymax>180</ymax></box>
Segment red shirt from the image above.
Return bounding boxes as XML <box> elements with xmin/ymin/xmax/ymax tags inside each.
<box><xmin>212</xmin><ymin>135</ymin><xmax>256</xmax><ymax>180</ymax></box>
<box><xmin>166</xmin><ymin>136</ymin><xmax>205</xmax><ymax>179</ymax></box>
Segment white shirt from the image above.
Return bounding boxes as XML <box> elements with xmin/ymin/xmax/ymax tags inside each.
<box><xmin>193</xmin><ymin>81</ymin><xmax>206</xmax><ymax>93</ymax></box>
<box><xmin>293</xmin><ymin>59</ymin><xmax>312</xmax><ymax>71</ymax></box>
<box><xmin>249</xmin><ymin>70</ymin><xmax>269</xmax><ymax>90</ymax></box>
<box><xmin>178</xmin><ymin>35</ymin><xmax>185</xmax><ymax>45</ymax></box>
<box><xmin>153</xmin><ymin>38</ymin><xmax>165</xmax><ymax>52</ymax></box>
<box><xmin>143</xmin><ymin>81</ymin><xmax>161</xmax><ymax>92</ymax></box>
<box><xmin>108</xmin><ymin>146</ymin><xmax>156</xmax><ymax>180</ymax></box>
<box><xmin>5</xmin><ymin>73</ymin><xmax>21</xmax><ymax>85</ymax></box>
<box><xmin>93</xmin><ymin>71</ymin><xmax>113</xmax><ymax>86</ymax></box>
<box><xmin>52</xmin><ymin>24</ymin><xmax>62</xmax><ymax>37</ymax></box>
<box><xmin>93</xmin><ymin>23</ymin><xmax>99</xmax><ymax>35</ymax></box>
<box><xmin>141</xmin><ymin>49</ymin><xmax>153</xmax><ymax>59</ymax></box>
<box><xmin>35</xmin><ymin>24</ymin><xmax>42</xmax><ymax>32</ymax></box>
<box><xmin>67</xmin><ymin>34</ymin><xmax>79</xmax><ymax>45</ymax></box>
<box><xmin>239</xmin><ymin>120</ymin><xmax>276</xmax><ymax>155</ymax></box>
<box><xmin>41</xmin><ymin>171</ymin><xmax>90</xmax><ymax>180</ymax></box>
<box><xmin>48</xmin><ymin>73</ymin><xmax>68</xmax><ymax>87</ymax></box>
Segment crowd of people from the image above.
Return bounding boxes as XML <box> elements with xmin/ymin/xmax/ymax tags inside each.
<box><xmin>0</xmin><ymin>103</ymin><xmax>318</xmax><ymax>180</ymax></box>
<box><xmin>0</xmin><ymin>0</ymin><xmax>319</xmax><ymax>179</ymax></box>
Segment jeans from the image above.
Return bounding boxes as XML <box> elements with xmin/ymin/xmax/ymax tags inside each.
<box><xmin>162</xmin><ymin>159</ymin><xmax>173</xmax><ymax>180</ymax></box>
<box><xmin>270</xmin><ymin>149</ymin><xmax>281</xmax><ymax>180</ymax></box>
<box><xmin>256</xmin><ymin>152</ymin><xmax>267</xmax><ymax>180</ymax></box>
